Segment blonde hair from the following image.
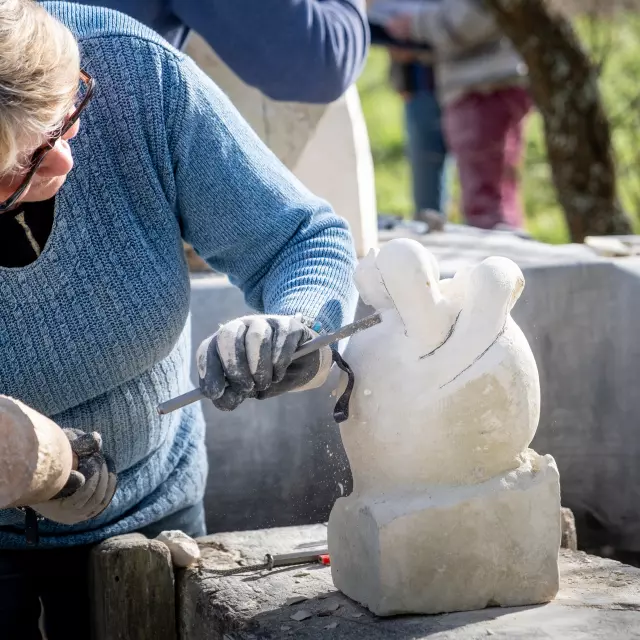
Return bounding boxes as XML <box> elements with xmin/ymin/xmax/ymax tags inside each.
<box><xmin>0</xmin><ymin>0</ymin><xmax>80</xmax><ymax>175</ymax></box>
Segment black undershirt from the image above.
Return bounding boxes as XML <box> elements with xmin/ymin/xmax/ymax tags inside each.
<box><xmin>0</xmin><ymin>197</ymin><xmax>56</xmax><ymax>268</ymax></box>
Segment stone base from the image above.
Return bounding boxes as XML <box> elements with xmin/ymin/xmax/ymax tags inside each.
<box><xmin>328</xmin><ymin>452</ymin><xmax>561</xmax><ymax>616</ymax></box>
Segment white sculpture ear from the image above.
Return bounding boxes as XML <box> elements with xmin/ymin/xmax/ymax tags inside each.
<box><xmin>375</xmin><ymin>239</ymin><xmax>456</xmax><ymax>350</ymax></box>
<box><xmin>447</xmin><ymin>257</ymin><xmax>525</xmax><ymax>361</ymax></box>
<box><xmin>354</xmin><ymin>247</ymin><xmax>394</xmax><ymax>310</ymax></box>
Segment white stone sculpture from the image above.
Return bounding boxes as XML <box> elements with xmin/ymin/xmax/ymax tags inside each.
<box><xmin>327</xmin><ymin>238</ymin><xmax>561</xmax><ymax>616</ymax></box>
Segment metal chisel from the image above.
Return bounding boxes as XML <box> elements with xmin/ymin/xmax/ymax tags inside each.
<box><xmin>157</xmin><ymin>312</ymin><xmax>382</xmax><ymax>415</ymax></box>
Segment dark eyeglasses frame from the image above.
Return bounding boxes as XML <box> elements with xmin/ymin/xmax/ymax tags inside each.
<box><xmin>0</xmin><ymin>69</ymin><xmax>95</xmax><ymax>214</ymax></box>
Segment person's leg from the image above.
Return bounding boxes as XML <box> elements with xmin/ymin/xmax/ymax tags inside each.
<box><xmin>443</xmin><ymin>92</ymin><xmax>502</xmax><ymax>229</ymax></box>
<box><xmin>0</xmin><ymin>549</ymin><xmax>43</xmax><ymax>640</ymax></box>
<box><xmin>500</xmin><ymin>88</ymin><xmax>533</xmax><ymax>228</ymax></box>
<box><xmin>404</xmin><ymin>90</ymin><xmax>449</xmax><ymax>216</ymax></box>
<box><xmin>443</xmin><ymin>88</ymin><xmax>531</xmax><ymax>230</ymax></box>
<box><xmin>36</xmin><ymin>545</ymin><xmax>93</xmax><ymax>640</ymax></box>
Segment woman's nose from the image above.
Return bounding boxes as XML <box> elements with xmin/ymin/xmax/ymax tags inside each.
<box><xmin>35</xmin><ymin>139</ymin><xmax>74</xmax><ymax>178</ymax></box>
<box><xmin>63</xmin><ymin>117</ymin><xmax>81</xmax><ymax>142</ymax></box>
<box><xmin>36</xmin><ymin>118</ymin><xmax>80</xmax><ymax>178</ymax></box>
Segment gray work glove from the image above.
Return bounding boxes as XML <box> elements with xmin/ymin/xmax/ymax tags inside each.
<box><xmin>30</xmin><ymin>429</ymin><xmax>117</xmax><ymax>525</ymax></box>
<box><xmin>196</xmin><ymin>314</ymin><xmax>333</xmax><ymax>412</ymax></box>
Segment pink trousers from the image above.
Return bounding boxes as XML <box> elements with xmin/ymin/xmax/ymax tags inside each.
<box><xmin>443</xmin><ymin>86</ymin><xmax>532</xmax><ymax>229</ymax></box>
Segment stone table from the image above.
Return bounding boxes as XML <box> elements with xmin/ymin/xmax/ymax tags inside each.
<box><xmin>178</xmin><ymin>525</ymin><xmax>640</xmax><ymax>639</ymax></box>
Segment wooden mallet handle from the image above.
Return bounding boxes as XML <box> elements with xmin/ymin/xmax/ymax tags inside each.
<box><xmin>0</xmin><ymin>396</ymin><xmax>74</xmax><ymax>509</ymax></box>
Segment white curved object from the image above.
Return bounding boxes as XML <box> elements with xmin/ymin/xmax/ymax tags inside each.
<box><xmin>156</xmin><ymin>530</ymin><xmax>201</xmax><ymax>568</ymax></box>
<box><xmin>0</xmin><ymin>396</ymin><xmax>73</xmax><ymax>508</ymax></box>
<box><xmin>185</xmin><ymin>32</ymin><xmax>378</xmax><ymax>258</ymax></box>
<box><xmin>294</xmin><ymin>87</ymin><xmax>379</xmax><ymax>258</ymax></box>
<box><xmin>328</xmin><ymin>239</ymin><xmax>561</xmax><ymax>616</ymax></box>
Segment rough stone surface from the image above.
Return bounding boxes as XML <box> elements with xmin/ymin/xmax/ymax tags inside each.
<box><xmin>293</xmin><ymin>86</ymin><xmax>379</xmax><ymax>257</ymax></box>
<box><xmin>329</xmin><ymin>453</ymin><xmax>561</xmax><ymax>615</ymax></box>
<box><xmin>91</xmin><ymin>533</ymin><xmax>176</xmax><ymax>640</ymax></box>
<box><xmin>562</xmin><ymin>507</ymin><xmax>578</xmax><ymax>551</ymax></box>
<box><xmin>179</xmin><ymin>524</ymin><xmax>640</xmax><ymax>639</ymax></box>
<box><xmin>189</xmin><ymin>232</ymin><xmax>640</xmax><ymax>556</ymax></box>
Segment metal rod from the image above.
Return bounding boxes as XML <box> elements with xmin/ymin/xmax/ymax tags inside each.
<box><xmin>157</xmin><ymin>312</ymin><xmax>382</xmax><ymax>415</ymax></box>
<box><xmin>265</xmin><ymin>549</ymin><xmax>329</xmax><ymax>570</ymax></box>
<box><xmin>157</xmin><ymin>388</ymin><xmax>203</xmax><ymax>415</ymax></box>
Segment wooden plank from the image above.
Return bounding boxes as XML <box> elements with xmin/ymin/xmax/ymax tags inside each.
<box><xmin>90</xmin><ymin>533</ymin><xmax>176</xmax><ymax>640</ymax></box>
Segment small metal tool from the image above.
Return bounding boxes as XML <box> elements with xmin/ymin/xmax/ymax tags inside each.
<box><xmin>157</xmin><ymin>312</ymin><xmax>382</xmax><ymax>415</ymax></box>
<box><xmin>201</xmin><ymin>547</ymin><xmax>331</xmax><ymax>576</ymax></box>
<box><xmin>266</xmin><ymin>549</ymin><xmax>330</xmax><ymax>570</ymax></box>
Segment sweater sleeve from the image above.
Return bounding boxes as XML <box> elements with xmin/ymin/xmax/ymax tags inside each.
<box><xmin>171</xmin><ymin>0</ymin><xmax>369</xmax><ymax>104</ymax></box>
<box><xmin>168</xmin><ymin>55</ymin><xmax>359</xmax><ymax>334</ymax></box>
<box><xmin>408</xmin><ymin>0</ymin><xmax>499</xmax><ymax>56</ymax></box>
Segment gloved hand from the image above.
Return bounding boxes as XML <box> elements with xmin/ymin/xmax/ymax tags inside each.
<box><xmin>30</xmin><ymin>429</ymin><xmax>117</xmax><ymax>525</ymax></box>
<box><xmin>196</xmin><ymin>314</ymin><xmax>333</xmax><ymax>411</ymax></box>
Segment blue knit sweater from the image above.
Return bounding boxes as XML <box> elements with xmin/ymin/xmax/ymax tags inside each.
<box><xmin>0</xmin><ymin>3</ymin><xmax>358</xmax><ymax>548</ymax></box>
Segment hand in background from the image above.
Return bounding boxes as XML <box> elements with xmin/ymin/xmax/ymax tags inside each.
<box><xmin>388</xmin><ymin>46</ymin><xmax>417</xmax><ymax>63</ymax></box>
<box><xmin>386</xmin><ymin>15</ymin><xmax>414</xmax><ymax>41</ymax></box>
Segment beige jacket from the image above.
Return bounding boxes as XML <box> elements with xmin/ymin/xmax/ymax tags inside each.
<box><xmin>407</xmin><ymin>0</ymin><xmax>527</xmax><ymax>105</ymax></box>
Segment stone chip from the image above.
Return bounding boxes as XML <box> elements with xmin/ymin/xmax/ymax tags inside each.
<box><xmin>290</xmin><ymin>609</ymin><xmax>313</xmax><ymax>622</ymax></box>
<box><xmin>155</xmin><ymin>530</ymin><xmax>201</xmax><ymax>568</ymax></box>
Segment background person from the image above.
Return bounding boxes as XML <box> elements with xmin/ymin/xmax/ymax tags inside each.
<box><xmin>388</xmin><ymin>47</ymin><xmax>450</xmax><ymax>219</ymax></box>
<box><xmin>386</xmin><ymin>0</ymin><xmax>531</xmax><ymax>231</ymax></box>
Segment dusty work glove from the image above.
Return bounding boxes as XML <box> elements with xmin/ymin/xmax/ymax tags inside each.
<box><xmin>196</xmin><ymin>314</ymin><xmax>333</xmax><ymax>412</ymax></box>
<box><xmin>30</xmin><ymin>429</ymin><xmax>117</xmax><ymax>525</ymax></box>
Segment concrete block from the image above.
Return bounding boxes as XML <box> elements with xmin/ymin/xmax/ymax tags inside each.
<box><xmin>90</xmin><ymin>533</ymin><xmax>176</xmax><ymax>640</ymax></box>
<box><xmin>178</xmin><ymin>524</ymin><xmax>640</xmax><ymax>639</ymax></box>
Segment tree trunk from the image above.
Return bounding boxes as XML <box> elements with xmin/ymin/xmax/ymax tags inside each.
<box><xmin>483</xmin><ymin>0</ymin><xmax>632</xmax><ymax>242</ymax></box>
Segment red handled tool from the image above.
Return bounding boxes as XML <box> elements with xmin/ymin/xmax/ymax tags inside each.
<box><xmin>266</xmin><ymin>549</ymin><xmax>330</xmax><ymax>570</ymax></box>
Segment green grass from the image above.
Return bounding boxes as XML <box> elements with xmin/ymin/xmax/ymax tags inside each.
<box><xmin>357</xmin><ymin>13</ymin><xmax>640</xmax><ymax>244</ymax></box>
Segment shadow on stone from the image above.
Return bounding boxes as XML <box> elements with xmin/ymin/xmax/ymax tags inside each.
<box><xmin>244</xmin><ymin>590</ymin><xmax>543</xmax><ymax>639</ymax></box>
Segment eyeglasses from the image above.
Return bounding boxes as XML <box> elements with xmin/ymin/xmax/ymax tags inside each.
<box><xmin>0</xmin><ymin>69</ymin><xmax>95</xmax><ymax>214</ymax></box>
